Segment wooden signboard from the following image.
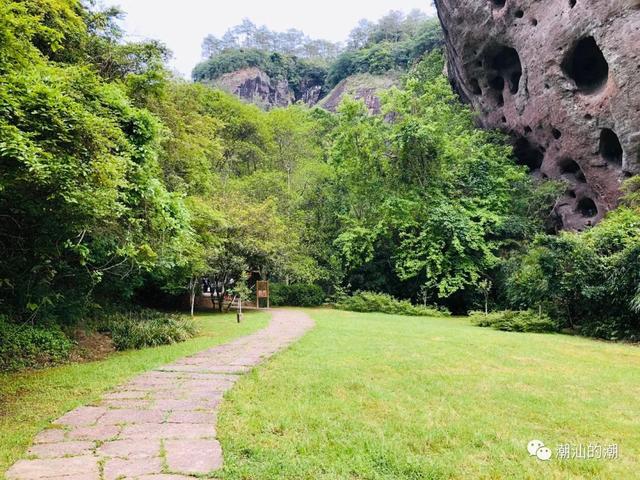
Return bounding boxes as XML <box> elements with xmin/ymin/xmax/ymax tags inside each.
<box><xmin>256</xmin><ymin>280</ymin><xmax>270</xmax><ymax>309</ymax></box>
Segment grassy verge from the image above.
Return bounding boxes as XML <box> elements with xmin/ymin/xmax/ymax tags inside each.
<box><xmin>218</xmin><ymin>309</ymin><xmax>640</xmax><ymax>479</ymax></box>
<box><xmin>0</xmin><ymin>311</ymin><xmax>269</xmax><ymax>477</ymax></box>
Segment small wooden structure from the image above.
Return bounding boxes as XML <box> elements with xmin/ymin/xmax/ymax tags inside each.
<box><xmin>256</xmin><ymin>280</ymin><xmax>270</xmax><ymax>309</ymax></box>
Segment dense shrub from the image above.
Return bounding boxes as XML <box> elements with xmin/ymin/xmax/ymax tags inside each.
<box><xmin>336</xmin><ymin>291</ymin><xmax>450</xmax><ymax>317</ymax></box>
<box><xmin>470</xmin><ymin>310</ymin><xmax>557</xmax><ymax>333</ymax></box>
<box><xmin>106</xmin><ymin>310</ymin><xmax>198</xmax><ymax>351</ymax></box>
<box><xmin>0</xmin><ymin>319</ymin><xmax>73</xmax><ymax>371</ymax></box>
<box><xmin>269</xmin><ymin>283</ymin><xmax>325</xmax><ymax>307</ymax></box>
<box><xmin>325</xmin><ymin>19</ymin><xmax>442</xmax><ymax>87</ymax></box>
<box><xmin>504</xmin><ymin>207</ymin><xmax>640</xmax><ymax>341</ymax></box>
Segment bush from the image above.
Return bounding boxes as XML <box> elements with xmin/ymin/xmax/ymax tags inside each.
<box><xmin>269</xmin><ymin>283</ymin><xmax>325</xmax><ymax>307</ymax></box>
<box><xmin>336</xmin><ymin>291</ymin><xmax>450</xmax><ymax>317</ymax></box>
<box><xmin>0</xmin><ymin>319</ymin><xmax>73</xmax><ymax>371</ymax></box>
<box><xmin>504</xmin><ymin>207</ymin><xmax>640</xmax><ymax>340</ymax></box>
<box><xmin>105</xmin><ymin>310</ymin><xmax>198</xmax><ymax>351</ymax></box>
<box><xmin>470</xmin><ymin>310</ymin><xmax>557</xmax><ymax>333</ymax></box>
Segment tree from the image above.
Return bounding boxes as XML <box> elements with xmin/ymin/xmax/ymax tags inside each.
<box><xmin>0</xmin><ymin>7</ymin><xmax>192</xmax><ymax>321</ymax></box>
<box><xmin>327</xmin><ymin>61</ymin><xmax>542</xmax><ymax>308</ymax></box>
<box><xmin>348</xmin><ymin>19</ymin><xmax>375</xmax><ymax>50</ymax></box>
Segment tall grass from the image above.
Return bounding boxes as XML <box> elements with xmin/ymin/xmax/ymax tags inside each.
<box><xmin>106</xmin><ymin>310</ymin><xmax>198</xmax><ymax>350</ymax></box>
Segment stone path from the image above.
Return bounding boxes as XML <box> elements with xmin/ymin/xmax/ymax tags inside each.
<box><xmin>7</xmin><ymin>310</ymin><xmax>314</xmax><ymax>480</ymax></box>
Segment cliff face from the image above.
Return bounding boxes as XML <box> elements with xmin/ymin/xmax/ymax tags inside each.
<box><xmin>213</xmin><ymin>67</ymin><xmax>294</xmax><ymax>108</ymax></box>
<box><xmin>435</xmin><ymin>0</ymin><xmax>640</xmax><ymax>230</ymax></box>
<box><xmin>319</xmin><ymin>73</ymin><xmax>400</xmax><ymax>114</ymax></box>
<box><xmin>213</xmin><ymin>67</ymin><xmax>398</xmax><ymax>115</ymax></box>
<box><xmin>212</xmin><ymin>67</ymin><xmax>323</xmax><ymax>109</ymax></box>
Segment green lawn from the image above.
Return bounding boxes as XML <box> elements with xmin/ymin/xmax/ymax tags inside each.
<box><xmin>218</xmin><ymin>309</ymin><xmax>640</xmax><ymax>479</ymax></box>
<box><xmin>0</xmin><ymin>311</ymin><xmax>269</xmax><ymax>477</ymax></box>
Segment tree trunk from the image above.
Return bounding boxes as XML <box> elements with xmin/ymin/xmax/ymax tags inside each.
<box><xmin>218</xmin><ymin>286</ymin><xmax>225</xmax><ymax>312</ymax></box>
<box><xmin>189</xmin><ymin>276</ymin><xmax>197</xmax><ymax>317</ymax></box>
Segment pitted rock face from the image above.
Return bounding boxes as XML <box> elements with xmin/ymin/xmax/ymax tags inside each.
<box><xmin>435</xmin><ymin>0</ymin><xmax>640</xmax><ymax>230</ymax></box>
<box><xmin>214</xmin><ymin>67</ymin><xmax>295</xmax><ymax>109</ymax></box>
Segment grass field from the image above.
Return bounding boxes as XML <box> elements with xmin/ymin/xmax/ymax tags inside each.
<box><xmin>0</xmin><ymin>311</ymin><xmax>269</xmax><ymax>478</ymax></box>
<box><xmin>218</xmin><ymin>309</ymin><xmax>640</xmax><ymax>479</ymax></box>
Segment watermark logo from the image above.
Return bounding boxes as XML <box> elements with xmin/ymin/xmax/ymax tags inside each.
<box><xmin>528</xmin><ymin>440</ymin><xmax>620</xmax><ymax>461</ymax></box>
<box><xmin>557</xmin><ymin>443</ymin><xmax>619</xmax><ymax>461</ymax></box>
<box><xmin>528</xmin><ymin>440</ymin><xmax>552</xmax><ymax>461</ymax></box>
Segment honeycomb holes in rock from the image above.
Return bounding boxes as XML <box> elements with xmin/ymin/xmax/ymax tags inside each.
<box><xmin>470</xmin><ymin>78</ymin><xmax>482</xmax><ymax>95</ymax></box>
<box><xmin>577</xmin><ymin>197</ymin><xmax>598</xmax><ymax>218</ymax></box>
<box><xmin>490</xmin><ymin>0</ymin><xmax>506</xmax><ymax>8</ymax></box>
<box><xmin>468</xmin><ymin>45</ymin><xmax>521</xmax><ymax>106</ymax></box>
<box><xmin>599</xmin><ymin>128</ymin><xmax>623</xmax><ymax>166</ymax></box>
<box><xmin>562</xmin><ymin>36</ymin><xmax>609</xmax><ymax>94</ymax></box>
<box><xmin>559</xmin><ymin>158</ymin><xmax>586</xmax><ymax>182</ymax></box>
<box><xmin>490</xmin><ymin>47</ymin><xmax>522</xmax><ymax>94</ymax></box>
<box><xmin>485</xmin><ymin>76</ymin><xmax>506</xmax><ymax>106</ymax></box>
<box><xmin>513</xmin><ymin>138</ymin><xmax>544</xmax><ymax>171</ymax></box>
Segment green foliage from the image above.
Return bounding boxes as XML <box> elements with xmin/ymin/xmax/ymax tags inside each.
<box><xmin>470</xmin><ymin>310</ymin><xmax>557</xmax><ymax>333</ymax></box>
<box><xmin>326</xmin><ymin>17</ymin><xmax>442</xmax><ymax>87</ymax></box>
<box><xmin>337</xmin><ymin>291</ymin><xmax>449</xmax><ymax>317</ymax></box>
<box><xmin>0</xmin><ymin>1</ymin><xmax>194</xmax><ymax>323</ymax></box>
<box><xmin>105</xmin><ymin>310</ymin><xmax>198</xmax><ymax>351</ymax></box>
<box><xmin>192</xmin><ymin>49</ymin><xmax>327</xmax><ymax>98</ymax></box>
<box><xmin>0</xmin><ymin>319</ymin><xmax>73</xmax><ymax>371</ymax></box>
<box><xmin>504</xmin><ymin>206</ymin><xmax>640</xmax><ymax>340</ymax></box>
<box><xmin>194</xmin><ymin>13</ymin><xmax>442</xmax><ymax>96</ymax></box>
<box><xmin>404</xmin><ymin>49</ymin><xmax>446</xmax><ymax>87</ymax></box>
<box><xmin>269</xmin><ymin>284</ymin><xmax>325</xmax><ymax>307</ymax></box>
<box><xmin>328</xmin><ymin>68</ymin><xmax>546</xmax><ymax>308</ymax></box>
<box><xmin>3</xmin><ymin>0</ymin><xmax>634</xmax><ymax>347</ymax></box>
<box><xmin>0</xmin><ymin>1</ymin><xmax>329</xmax><ymax>324</ymax></box>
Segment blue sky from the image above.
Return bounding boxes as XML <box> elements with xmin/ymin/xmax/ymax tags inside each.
<box><xmin>102</xmin><ymin>0</ymin><xmax>437</xmax><ymax>77</ymax></box>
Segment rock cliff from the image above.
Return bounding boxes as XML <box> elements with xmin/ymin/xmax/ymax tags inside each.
<box><xmin>319</xmin><ymin>73</ymin><xmax>400</xmax><ymax>114</ymax></box>
<box><xmin>212</xmin><ymin>67</ymin><xmax>295</xmax><ymax>109</ymax></box>
<box><xmin>213</xmin><ymin>67</ymin><xmax>399</xmax><ymax>115</ymax></box>
<box><xmin>435</xmin><ymin>0</ymin><xmax>640</xmax><ymax>230</ymax></box>
<box><xmin>212</xmin><ymin>67</ymin><xmax>327</xmax><ymax>109</ymax></box>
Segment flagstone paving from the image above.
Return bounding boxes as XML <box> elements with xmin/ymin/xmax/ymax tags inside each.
<box><xmin>7</xmin><ymin>310</ymin><xmax>314</xmax><ymax>480</ymax></box>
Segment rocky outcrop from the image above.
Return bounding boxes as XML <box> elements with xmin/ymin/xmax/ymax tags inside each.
<box><xmin>212</xmin><ymin>67</ymin><xmax>327</xmax><ymax>109</ymax></box>
<box><xmin>435</xmin><ymin>0</ymin><xmax>640</xmax><ymax>230</ymax></box>
<box><xmin>214</xmin><ymin>68</ymin><xmax>399</xmax><ymax>115</ymax></box>
<box><xmin>213</xmin><ymin>67</ymin><xmax>295</xmax><ymax>109</ymax></box>
<box><xmin>319</xmin><ymin>73</ymin><xmax>400</xmax><ymax>114</ymax></box>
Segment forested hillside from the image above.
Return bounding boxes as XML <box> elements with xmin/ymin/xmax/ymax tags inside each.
<box><xmin>1</xmin><ymin>0</ymin><xmax>639</xmax><ymax>372</ymax></box>
<box><xmin>192</xmin><ymin>11</ymin><xmax>443</xmax><ymax>108</ymax></box>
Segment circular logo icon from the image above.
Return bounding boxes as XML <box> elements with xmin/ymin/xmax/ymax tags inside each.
<box><xmin>527</xmin><ymin>440</ymin><xmax>545</xmax><ymax>456</ymax></box>
<box><xmin>536</xmin><ymin>446</ymin><xmax>552</xmax><ymax>461</ymax></box>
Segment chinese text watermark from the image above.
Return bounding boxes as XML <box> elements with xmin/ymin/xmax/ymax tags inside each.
<box><xmin>528</xmin><ymin>440</ymin><xmax>619</xmax><ymax>462</ymax></box>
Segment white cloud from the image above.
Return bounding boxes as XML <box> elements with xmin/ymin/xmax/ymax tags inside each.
<box><xmin>102</xmin><ymin>0</ymin><xmax>437</xmax><ymax>78</ymax></box>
